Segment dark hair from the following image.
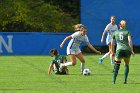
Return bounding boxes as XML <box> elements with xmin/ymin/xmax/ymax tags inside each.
<box><xmin>50</xmin><ymin>48</ymin><xmax>58</xmax><ymax>56</ymax></box>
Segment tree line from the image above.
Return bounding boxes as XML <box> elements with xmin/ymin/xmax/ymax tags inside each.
<box><xmin>0</xmin><ymin>0</ymin><xmax>80</xmax><ymax>32</ymax></box>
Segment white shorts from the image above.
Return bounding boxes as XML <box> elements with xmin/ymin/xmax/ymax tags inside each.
<box><xmin>67</xmin><ymin>47</ymin><xmax>81</xmax><ymax>55</ymax></box>
<box><xmin>106</xmin><ymin>35</ymin><xmax>112</xmax><ymax>45</ymax></box>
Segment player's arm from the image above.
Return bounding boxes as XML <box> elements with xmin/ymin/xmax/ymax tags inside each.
<box><xmin>87</xmin><ymin>42</ymin><xmax>101</xmax><ymax>54</ymax></box>
<box><xmin>48</xmin><ymin>64</ymin><xmax>53</xmax><ymax>75</ymax></box>
<box><xmin>101</xmin><ymin>25</ymin><xmax>109</xmax><ymax>43</ymax></box>
<box><xmin>111</xmin><ymin>39</ymin><xmax>115</xmax><ymax>56</ymax></box>
<box><xmin>60</xmin><ymin>32</ymin><xmax>81</xmax><ymax>48</ymax></box>
<box><xmin>60</xmin><ymin>36</ymin><xmax>72</xmax><ymax>48</ymax></box>
<box><xmin>128</xmin><ymin>35</ymin><xmax>134</xmax><ymax>56</ymax></box>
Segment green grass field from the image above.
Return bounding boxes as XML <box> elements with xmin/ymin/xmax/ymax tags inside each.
<box><xmin>0</xmin><ymin>54</ymin><xmax>140</xmax><ymax>93</ymax></box>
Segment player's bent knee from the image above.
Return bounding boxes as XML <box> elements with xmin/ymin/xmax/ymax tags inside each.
<box><xmin>114</xmin><ymin>60</ymin><xmax>121</xmax><ymax>72</ymax></box>
<box><xmin>114</xmin><ymin>60</ymin><xmax>121</xmax><ymax>64</ymax></box>
<box><xmin>72</xmin><ymin>62</ymin><xmax>76</xmax><ymax>66</ymax></box>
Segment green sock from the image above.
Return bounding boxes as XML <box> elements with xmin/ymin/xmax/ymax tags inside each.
<box><xmin>124</xmin><ymin>65</ymin><xmax>129</xmax><ymax>82</ymax></box>
<box><xmin>113</xmin><ymin>71</ymin><xmax>118</xmax><ymax>83</ymax></box>
<box><xmin>113</xmin><ymin>64</ymin><xmax>120</xmax><ymax>83</ymax></box>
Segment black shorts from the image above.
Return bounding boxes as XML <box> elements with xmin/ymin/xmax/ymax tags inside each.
<box><xmin>54</xmin><ymin>68</ymin><xmax>68</xmax><ymax>75</ymax></box>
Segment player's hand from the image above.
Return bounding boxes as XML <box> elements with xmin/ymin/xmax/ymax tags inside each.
<box><xmin>97</xmin><ymin>51</ymin><xmax>101</xmax><ymax>54</ymax></box>
<box><xmin>131</xmin><ymin>50</ymin><xmax>135</xmax><ymax>56</ymax></box>
<box><xmin>60</xmin><ymin>44</ymin><xmax>63</xmax><ymax>48</ymax></box>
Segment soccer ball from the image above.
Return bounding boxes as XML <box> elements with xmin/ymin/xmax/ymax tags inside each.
<box><xmin>83</xmin><ymin>68</ymin><xmax>91</xmax><ymax>75</ymax></box>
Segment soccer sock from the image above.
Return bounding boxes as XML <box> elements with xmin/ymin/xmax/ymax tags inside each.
<box><xmin>63</xmin><ymin>62</ymin><xmax>73</xmax><ymax>66</ymax></box>
<box><xmin>81</xmin><ymin>63</ymin><xmax>85</xmax><ymax>73</ymax></box>
<box><xmin>124</xmin><ymin>65</ymin><xmax>129</xmax><ymax>82</ymax></box>
<box><xmin>102</xmin><ymin>52</ymin><xmax>110</xmax><ymax>59</ymax></box>
<box><xmin>113</xmin><ymin>62</ymin><xmax>120</xmax><ymax>83</ymax></box>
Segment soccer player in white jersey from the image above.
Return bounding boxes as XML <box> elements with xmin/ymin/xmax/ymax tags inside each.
<box><xmin>60</xmin><ymin>24</ymin><xmax>101</xmax><ymax>74</ymax></box>
<box><xmin>99</xmin><ymin>16</ymin><xmax>118</xmax><ymax>64</ymax></box>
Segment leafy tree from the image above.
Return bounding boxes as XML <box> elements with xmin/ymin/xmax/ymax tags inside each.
<box><xmin>0</xmin><ymin>0</ymin><xmax>79</xmax><ymax>32</ymax></box>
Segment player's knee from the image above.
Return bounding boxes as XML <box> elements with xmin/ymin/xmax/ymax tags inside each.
<box><xmin>82</xmin><ymin>59</ymin><xmax>85</xmax><ymax>62</ymax></box>
<box><xmin>114</xmin><ymin>60</ymin><xmax>121</xmax><ymax>72</ymax></box>
<box><xmin>72</xmin><ymin>62</ymin><xmax>76</xmax><ymax>66</ymax></box>
<box><xmin>116</xmin><ymin>64</ymin><xmax>120</xmax><ymax>71</ymax></box>
<box><xmin>124</xmin><ymin>62</ymin><xmax>129</xmax><ymax>65</ymax></box>
<box><xmin>108</xmin><ymin>51</ymin><xmax>111</xmax><ymax>54</ymax></box>
<box><xmin>115</xmin><ymin>60</ymin><xmax>121</xmax><ymax>65</ymax></box>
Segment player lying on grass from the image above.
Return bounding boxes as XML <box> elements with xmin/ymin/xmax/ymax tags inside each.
<box><xmin>48</xmin><ymin>48</ymin><xmax>68</xmax><ymax>75</ymax></box>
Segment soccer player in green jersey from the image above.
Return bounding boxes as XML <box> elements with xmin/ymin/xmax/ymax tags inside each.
<box><xmin>111</xmin><ymin>20</ymin><xmax>134</xmax><ymax>84</ymax></box>
<box><xmin>48</xmin><ymin>48</ymin><xmax>68</xmax><ymax>75</ymax></box>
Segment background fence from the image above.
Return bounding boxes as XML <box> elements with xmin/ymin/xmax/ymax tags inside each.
<box><xmin>0</xmin><ymin>32</ymin><xmax>72</xmax><ymax>55</ymax></box>
<box><xmin>1</xmin><ymin>0</ymin><xmax>140</xmax><ymax>55</ymax></box>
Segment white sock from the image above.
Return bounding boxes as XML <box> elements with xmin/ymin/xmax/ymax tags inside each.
<box><xmin>63</xmin><ymin>62</ymin><xmax>73</xmax><ymax>66</ymax></box>
<box><xmin>81</xmin><ymin>63</ymin><xmax>85</xmax><ymax>72</ymax></box>
<box><xmin>102</xmin><ymin>52</ymin><xmax>110</xmax><ymax>59</ymax></box>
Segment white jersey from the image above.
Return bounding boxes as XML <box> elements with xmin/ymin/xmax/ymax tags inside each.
<box><xmin>67</xmin><ymin>31</ymin><xmax>89</xmax><ymax>55</ymax></box>
<box><xmin>105</xmin><ymin>23</ymin><xmax>118</xmax><ymax>45</ymax></box>
<box><xmin>105</xmin><ymin>23</ymin><xmax>118</xmax><ymax>36</ymax></box>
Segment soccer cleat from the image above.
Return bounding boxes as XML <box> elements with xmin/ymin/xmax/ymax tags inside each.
<box><xmin>80</xmin><ymin>69</ymin><xmax>84</xmax><ymax>75</ymax></box>
<box><xmin>99</xmin><ymin>58</ymin><xmax>103</xmax><ymax>64</ymax></box>
<box><xmin>113</xmin><ymin>81</ymin><xmax>116</xmax><ymax>84</ymax></box>
<box><xmin>124</xmin><ymin>81</ymin><xmax>127</xmax><ymax>84</ymax></box>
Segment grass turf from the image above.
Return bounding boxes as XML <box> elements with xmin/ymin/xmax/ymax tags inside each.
<box><xmin>0</xmin><ymin>54</ymin><xmax>140</xmax><ymax>93</ymax></box>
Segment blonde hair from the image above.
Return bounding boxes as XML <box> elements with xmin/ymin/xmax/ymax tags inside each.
<box><xmin>73</xmin><ymin>24</ymin><xmax>86</xmax><ymax>31</ymax></box>
<box><xmin>111</xmin><ymin>16</ymin><xmax>116</xmax><ymax>19</ymax></box>
<box><xmin>120</xmin><ymin>20</ymin><xmax>126</xmax><ymax>28</ymax></box>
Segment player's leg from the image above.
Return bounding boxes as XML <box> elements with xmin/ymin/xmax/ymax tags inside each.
<box><xmin>65</xmin><ymin>48</ymin><xmax>77</xmax><ymax>66</ymax></box>
<box><xmin>102</xmin><ymin>52</ymin><xmax>110</xmax><ymax>60</ymax></box>
<box><xmin>108</xmin><ymin>43</ymin><xmax>115</xmax><ymax>64</ymax></box>
<box><xmin>123</xmin><ymin>50</ymin><xmax>131</xmax><ymax>84</ymax></box>
<box><xmin>113</xmin><ymin>49</ymin><xmax>122</xmax><ymax>84</ymax></box>
<box><xmin>75</xmin><ymin>52</ymin><xmax>85</xmax><ymax>73</ymax></box>
<box><xmin>53</xmin><ymin>64</ymin><xmax>59</xmax><ymax>74</ymax></box>
<box><xmin>59</xmin><ymin>54</ymin><xmax>76</xmax><ymax>72</ymax></box>
<box><xmin>99</xmin><ymin>52</ymin><xmax>110</xmax><ymax>64</ymax></box>
<box><xmin>99</xmin><ymin>36</ymin><xmax>111</xmax><ymax>64</ymax></box>
<box><xmin>61</xmin><ymin>67</ymin><xmax>69</xmax><ymax>75</ymax></box>
<box><xmin>123</xmin><ymin>58</ymin><xmax>130</xmax><ymax>84</ymax></box>
<box><xmin>60</xmin><ymin>48</ymin><xmax>77</xmax><ymax>67</ymax></box>
<box><xmin>113</xmin><ymin>57</ymin><xmax>121</xmax><ymax>84</ymax></box>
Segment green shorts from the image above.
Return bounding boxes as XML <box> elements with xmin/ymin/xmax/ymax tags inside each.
<box><xmin>115</xmin><ymin>49</ymin><xmax>131</xmax><ymax>58</ymax></box>
<box><xmin>54</xmin><ymin>68</ymin><xmax>68</xmax><ymax>75</ymax></box>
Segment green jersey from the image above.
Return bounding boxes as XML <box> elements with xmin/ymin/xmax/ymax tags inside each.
<box><xmin>112</xmin><ymin>29</ymin><xmax>131</xmax><ymax>51</ymax></box>
<box><xmin>51</xmin><ymin>55</ymin><xmax>67</xmax><ymax>70</ymax></box>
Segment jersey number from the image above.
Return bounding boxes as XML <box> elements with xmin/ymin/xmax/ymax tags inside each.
<box><xmin>119</xmin><ymin>32</ymin><xmax>123</xmax><ymax>40</ymax></box>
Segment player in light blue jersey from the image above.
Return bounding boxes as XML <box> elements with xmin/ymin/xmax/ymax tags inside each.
<box><xmin>99</xmin><ymin>16</ymin><xmax>118</xmax><ymax>64</ymax></box>
<box><xmin>60</xmin><ymin>24</ymin><xmax>101</xmax><ymax>74</ymax></box>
